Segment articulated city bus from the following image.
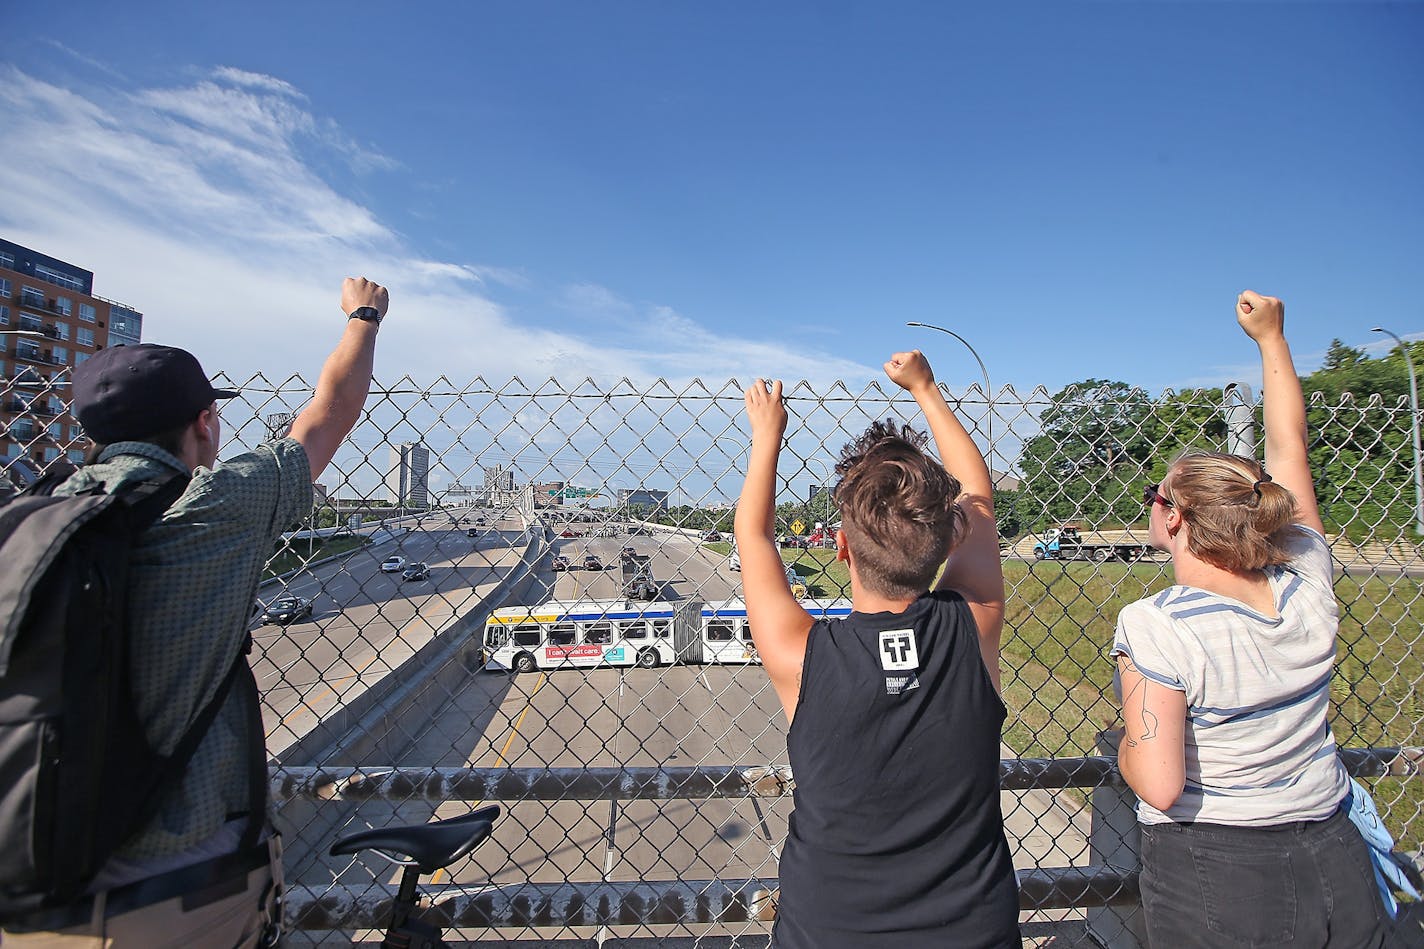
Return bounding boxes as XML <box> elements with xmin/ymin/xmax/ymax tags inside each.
<box><xmin>691</xmin><ymin>598</ymin><xmax>855</xmax><ymax>665</ymax></box>
<box><xmin>482</xmin><ymin>599</ymin><xmax>701</xmax><ymax>673</ymax></box>
<box><xmin>696</xmin><ymin>599</ymin><xmax>757</xmax><ymax>664</ymax></box>
<box><xmin>484</xmin><ymin>598</ymin><xmax>857</xmax><ymax>673</ymax></box>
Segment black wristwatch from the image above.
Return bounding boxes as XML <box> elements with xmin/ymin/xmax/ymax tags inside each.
<box><xmin>347</xmin><ymin>305</ymin><xmax>382</xmax><ymax>325</ymax></box>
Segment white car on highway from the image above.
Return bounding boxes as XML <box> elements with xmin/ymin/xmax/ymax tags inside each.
<box><xmin>380</xmin><ymin>555</ymin><xmax>407</xmax><ymax>573</ymax></box>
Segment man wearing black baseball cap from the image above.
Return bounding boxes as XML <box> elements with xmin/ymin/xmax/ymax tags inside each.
<box><xmin>73</xmin><ymin>343</ymin><xmax>240</xmax><ymax>455</ymax></box>
<box><xmin>3</xmin><ymin>278</ymin><xmax>388</xmax><ymax>948</ymax></box>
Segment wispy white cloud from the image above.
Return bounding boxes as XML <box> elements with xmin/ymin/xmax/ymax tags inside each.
<box><xmin>560</xmin><ymin>282</ymin><xmax>633</xmax><ymax>314</ymax></box>
<box><xmin>41</xmin><ymin>40</ymin><xmax>128</xmax><ymax>81</ymax></box>
<box><xmin>0</xmin><ymin>63</ymin><xmax>878</xmax><ymax>395</ymax></box>
<box><xmin>211</xmin><ymin>66</ymin><xmax>307</xmax><ymax>100</ymax></box>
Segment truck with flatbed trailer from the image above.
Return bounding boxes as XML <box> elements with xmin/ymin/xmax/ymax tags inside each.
<box><xmin>1032</xmin><ymin>526</ymin><xmax>1153</xmax><ymax>563</ymax></box>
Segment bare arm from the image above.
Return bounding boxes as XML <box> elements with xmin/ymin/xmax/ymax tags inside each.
<box><xmin>1115</xmin><ymin>654</ymin><xmax>1188</xmax><ymax>811</ymax></box>
<box><xmin>884</xmin><ymin>350</ymin><xmax>1005</xmax><ymax>693</ymax></box>
<box><xmin>1237</xmin><ymin>291</ymin><xmax>1323</xmax><ymax>535</ymax></box>
<box><xmin>288</xmin><ymin>277</ymin><xmax>388</xmax><ymax>482</ymax></box>
<box><xmin>733</xmin><ymin>379</ymin><xmax>814</xmax><ymax>723</ymax></box>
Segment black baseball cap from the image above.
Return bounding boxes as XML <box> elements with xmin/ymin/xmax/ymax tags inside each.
<box><xmin>73</xmin><ymin>344</ymin><xmax>238</xmax><ymax>444</ymax></box>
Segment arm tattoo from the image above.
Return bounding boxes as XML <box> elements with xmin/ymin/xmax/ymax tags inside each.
<box><xmin>1119</xmin><ymin>657</ymin><xmax>1159</xmax><ymax>748</ymax></box>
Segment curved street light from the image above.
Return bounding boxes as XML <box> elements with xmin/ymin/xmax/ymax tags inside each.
<box><xmin>1371</xmin><ymin>327</ymin><xmax>1424</xmax><ymax>536</ymax></box>
<box><xmin>905</xmin><ymin>322</ymin><xmax>995</xmax><ymax>473</ymax></box>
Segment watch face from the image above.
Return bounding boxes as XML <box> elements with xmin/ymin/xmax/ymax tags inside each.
<box><xmin>350</xmin><ymin>306</ymin><xmax>381</xmax><ymax>322</ymax></box>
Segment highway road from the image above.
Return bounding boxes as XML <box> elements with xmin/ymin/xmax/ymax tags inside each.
<box><xmin>255</xmin><ymin>516</ymin><xmax>532</xmax><ymax>756</ymax></box>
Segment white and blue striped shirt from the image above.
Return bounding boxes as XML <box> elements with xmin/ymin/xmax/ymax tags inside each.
<box><xmin>1113</xmin><ymin>526</ymin><xmax>1348</xmax><ymax>826</ymax></box>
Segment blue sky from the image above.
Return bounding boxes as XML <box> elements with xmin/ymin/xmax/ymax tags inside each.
<box><xmin>2</xmin><ymin>1</ymin><xmax>1420</xmax><ymax>398</ymax></box>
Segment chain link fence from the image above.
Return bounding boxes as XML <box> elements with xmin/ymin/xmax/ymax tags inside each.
<box><xmin>3</xmin><ymin>370</ymin><xmax>1421</xmax><ymax>945</ymax></box>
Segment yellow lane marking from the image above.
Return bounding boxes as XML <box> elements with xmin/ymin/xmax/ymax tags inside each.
<box><xmin>431</xmin><ymin>671</ymin><xmax>548</xmax><ymax>884</ymax></box>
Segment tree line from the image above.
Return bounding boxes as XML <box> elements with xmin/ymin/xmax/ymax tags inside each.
<box><xmin>1007</xmin><ymin>340</ymin><xmax>1423</xmax><ymax>542</ymax></box>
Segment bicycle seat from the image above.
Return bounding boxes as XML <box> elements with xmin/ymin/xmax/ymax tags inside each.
<box><xmin>330</xmin><ymin>805</ymin><xmax>501</xmax><ymax>874</ymax></box>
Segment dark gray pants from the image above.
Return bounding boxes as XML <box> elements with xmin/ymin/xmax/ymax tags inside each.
<box><xmin>1139</xmin><ymin>808</ymin><xmax>1407</xmax><ymax>949</ymax></box>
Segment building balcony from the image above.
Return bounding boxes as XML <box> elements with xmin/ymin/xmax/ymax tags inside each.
<box><xmin>11</xmin><ymin>348</ymin><xmax>65</xmax><ymax>367</ymax></box>
<box><xmin>18</xmin><ymin>296</ymin><xmax>67</xmax><ymax>318</ymax></box>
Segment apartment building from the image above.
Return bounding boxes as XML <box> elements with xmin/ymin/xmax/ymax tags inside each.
<box><xmin>0</xmin><ymin>238</ymin><xmax>143</xmax><ymax>468</ymax></box>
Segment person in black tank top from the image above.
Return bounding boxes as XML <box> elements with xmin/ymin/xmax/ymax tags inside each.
<box><xmin>734</xmin><ymin>350</ymin><xmax>1020</xmax><ymax>949</ymax></box>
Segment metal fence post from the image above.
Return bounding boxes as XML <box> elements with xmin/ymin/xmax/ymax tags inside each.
<box><xmin>1085</xmin><ymin>730</ymin><xmax>1147</xmax><ymax>949</ymax></box>
<box><xmin>1223</xmin><ymin>382</ymin><xmax>1257</xmax><ymax>459</ymax></box>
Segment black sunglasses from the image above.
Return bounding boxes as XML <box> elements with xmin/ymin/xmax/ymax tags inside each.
<box><xmin>1143</xmin><ymin>483</ymin><xmax>1174</xmax><ymax>508</ymax></box>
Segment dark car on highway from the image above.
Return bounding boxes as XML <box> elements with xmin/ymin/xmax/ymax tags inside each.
<box><xmin>260</xmin><ymin>596</ymin><xmax>313</xmax><ymax>625</ymax></box>
<box><xmin>551</xmin><ymin>555</ymin><xmax>571</xmax><ymax>571</ymax></box>
<box><xmin>401</xmin><ymin>562</ymin><xmax>430</xmax><ymax>582</ymax></box>
<box><xmin>583</xmin><ymin>554</ymin><xmax>604</xmax><ymax>571</ymax></box>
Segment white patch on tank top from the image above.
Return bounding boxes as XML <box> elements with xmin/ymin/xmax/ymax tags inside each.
<box><xmin>878</xmin><ymin>628</ymin><xmax>919</xmax><ymax>671</ymax></box>
<box><xmin>885</xmin><ymin>672</ymin><xmax>920</xmax><ymax>695</ymax></box>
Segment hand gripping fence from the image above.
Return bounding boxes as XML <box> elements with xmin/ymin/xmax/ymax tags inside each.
<box><xmin>3</xmin><ymin>368</ymin><xmax>1422</xmax><ymax>946</ymax></box>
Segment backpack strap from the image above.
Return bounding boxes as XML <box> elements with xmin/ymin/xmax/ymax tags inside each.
<box><xmin>19</xmin><ymin>469</ymin><xmax>75</xmax><ymax>499</ymax></box>
<box><xmin>113</xmin><ymin>474</ymin><xmax>192</xmax><ymax>530</ymax></box>
<box><xmin>236</xmin><ymin>645</ymin><xmax>269</xmax><ymax>851</ymax></box>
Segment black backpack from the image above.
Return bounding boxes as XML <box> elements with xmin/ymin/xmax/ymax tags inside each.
<box><xmin>0</xmin><ymin>472</ymin><xmax>261</xmax><ymax>919</ymax></box>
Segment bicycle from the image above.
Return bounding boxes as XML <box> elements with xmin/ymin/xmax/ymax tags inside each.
<box><xmin>330</xmin><ymin>804</ymin><xmax>500</xmax><ymax>949</ymax></box>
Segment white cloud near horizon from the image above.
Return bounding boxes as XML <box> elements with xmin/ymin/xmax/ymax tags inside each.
<box><xmin>0</xmin><ymin>64</ymin><xmax>878</xmax><ymax>392</ymax></box>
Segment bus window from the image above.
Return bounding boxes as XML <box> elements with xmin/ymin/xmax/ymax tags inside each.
<box><xmin>513</xmin><ymin>625</ymin><xmax>541</xmax><ymax>648</ymax></box>
<box><xmin>486</xmin><ymin>625</ymin><xmax>509</xmax><ymax>648</ymax></box>
<box><xmin>651</xmin><ymin>619</ymin><xmax>671</xmax><ymax>639</ymax></box>
<box><xmin>740</xmin><ymin>624</ymin><xmax>753</xmax><ymax>642</ymax></box>
<box><xmin>549</xmin><ymin>623</ymin><xmax>576</xmax><ymax>646</ymax></box>
<box><xmin>583</xmin><ymin>622</ymin><xmax>614</xmax><ymax>645</ymax></box>
<box><xmin>706</xmin><ymin>620</ymin><xmax>735</xmax><ymax>642</ymax></box>
<box><xmin>623</xmin><ymin>621</ymin><xmax>648</xmax><ymax>640</ymax></box>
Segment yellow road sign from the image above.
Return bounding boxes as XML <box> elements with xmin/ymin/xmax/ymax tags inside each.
<box><xmin>790</xmin><ymin>519</ymin><xmax>806</xmax><ymax>535</ymax></box>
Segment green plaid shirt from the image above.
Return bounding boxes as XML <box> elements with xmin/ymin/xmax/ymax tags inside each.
<box><xmin>57</xmin><ymin>438</ymin><xmax>312</xmax><ymax>858</ymax></box>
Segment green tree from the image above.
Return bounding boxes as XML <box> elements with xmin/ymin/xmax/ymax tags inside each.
<box><xmin>1017</xmin><ymin>379</ymin><xmax>1155</xmax><ymax>530</ymax></box>
<box><xmin>992</xmin><ymin>487</ymin><xmax>1023</xmax><ymax>538</ymax></box>
<box><xmin>1301</xmin><ymin>341</ymin><xmax>1417</xmax><ymax>540</ymax></box>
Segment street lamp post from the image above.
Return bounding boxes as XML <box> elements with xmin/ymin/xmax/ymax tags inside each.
<box><xmin>905</xmin><ymin>322</ymin><xmax>995</xmax><ymax>472</ymax></box>
<box><xmin>1372</xmin><ymin>327</ymin><xmax>1424</xmax><ymax>536</ymax></box>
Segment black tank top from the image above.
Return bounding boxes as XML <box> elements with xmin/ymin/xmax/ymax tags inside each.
<box><xmin>774</xmin><ymin>591</ymin><xmax>1020</xmax><ymax>948</ymax></box>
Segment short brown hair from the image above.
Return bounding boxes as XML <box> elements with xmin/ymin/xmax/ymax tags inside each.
<box><xmin>833</xmin><ymin>420</ymin><xmax>965</xmax><ymax>598</ymax></box>
<box><xmin>81</xmin><ymin>417</ymin><xmax>195</xmax><ymax>466</ymax></box>
<box><xmin>1163</xmin><ymin>451</ymin><xmax>1298</xmax><ymax>571</ymax></box>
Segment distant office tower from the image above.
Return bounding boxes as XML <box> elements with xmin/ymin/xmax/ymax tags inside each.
<box><xmin>483</xmin><ymin>464</ymin><xmax>515</xmax><ymax>492</ymax></box>
<box><xmin>617</xmin><ymin>487</ymin><xmax>670</xmax><ymax>513</ymax></box>
<box><xmin>0</xmin><ymin>238</ymin><xmax>144</xmax><ymax>469</ymax></box>
<box><xmin>386</xmin><ymin>442</ymin><xmax>430</xmax><ymax>508</ymax></box>
<box><xmin>480</xmin><ymin>464</ymin><xmax>517</xmax><ymax>507</ymax></box>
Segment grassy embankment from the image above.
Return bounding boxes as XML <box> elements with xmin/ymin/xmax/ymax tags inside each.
<box><xmin>263</xmin><ymin>535</ymin><xmax>370</xmax><ymax>580</ymax></box>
